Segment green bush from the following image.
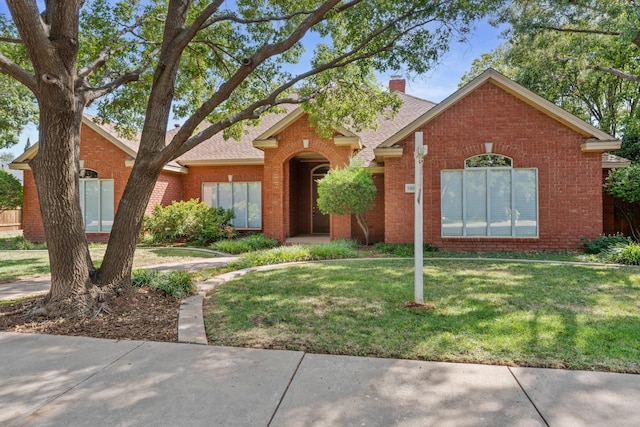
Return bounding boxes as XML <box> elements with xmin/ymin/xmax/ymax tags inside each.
<box><xmin>374</xmin><ymin>242</ymin><xmax>438</xmax><ymax>257</ymax></box>
<box><xmin>141</xmin><ymin>199</ymin><xmax>234</xmax><ymax>245</ymax></box>
<box><xmin>582</xmin><ymin>233</ymin><xmax>632</xmax><ymax>254</ymax></box>
<box><xmin>131</xmin><ymin>269</ymin><xmax>197</xmax><ymax>297</ymax></box>
<box><xmin>210</xmin><ymin>234</ymin><xmax>280</xmax><ymax>254</ymax></box>
<box><xmin>0</xmin><ymin>235</ymin><xmax>47</xmax><ymax>250</ymax></box>
<box><xmin>604</xmin><ymin>242</ymin><xmax>640</xmax><ymax>265</ymax></box>
<box><xmin>229</xmin><ymin>240</ymin><xmax>359</xmax><ymax>270</ymax></box>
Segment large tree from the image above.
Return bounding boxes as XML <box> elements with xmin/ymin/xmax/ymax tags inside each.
<box><xmin>0</xmin><ymin>0</ymin><xmax>497</xmax><ymax>318</ymax></box>
<box><xmin>463</xmin><ymin>1</ymin><xmax>640</xmax><ymax>139</ymax></box>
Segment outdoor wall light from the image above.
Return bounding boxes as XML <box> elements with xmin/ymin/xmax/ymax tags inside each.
<box><xmin>485</xmin><ymin>142</ymin><xmax>493</xmax><ymax>153</ymax></box>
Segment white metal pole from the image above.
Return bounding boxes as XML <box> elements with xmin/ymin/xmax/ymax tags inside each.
<box><xmin>414</xmin><ymin>132</ymin><xmax>426</xmax><ymax>304</ymax></box>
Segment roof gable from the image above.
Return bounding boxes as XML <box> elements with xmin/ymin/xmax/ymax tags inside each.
<box><xmin>377</xmin><ymin>69</ymin><xmax>618</xmax><ymax>149</ymax></box>
<box><xmin>10</xmin><ymin>116</ymin><xmax>187</xmax><ymax>173</ymax></box>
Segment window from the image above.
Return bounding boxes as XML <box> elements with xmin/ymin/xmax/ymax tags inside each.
<box><xmin>202</xmin><ymin>182</ymin><xmax>262</xmax><ymax>229</ymax></box>
<box><xmin>441</xmin><ymin>154</ymin><xmax>537</xmax><ymax>237</ymax></box>
<box><xmin>79</xmin><ymin>178</ymin><xmax>114</xmax><ymax>232</ymax></box>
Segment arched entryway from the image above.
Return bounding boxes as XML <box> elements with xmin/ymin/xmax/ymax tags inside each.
<box><xmin>287</xmin><ymin>155</ymin><xmax>330</xmax><ymax>237</ymax></box>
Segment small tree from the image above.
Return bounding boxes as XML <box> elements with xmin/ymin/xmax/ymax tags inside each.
<box><xmin>605</xmin><ymin>163</ymin><xmax>640</xmax><ymax>241</ymax></box>
<box><xmin>0</xmin><ymin>169</ymin><xmax>22</xmax><ymax>213</ymax></box>
<box><xmin>316</xmin><ymin>163</ymin><xmax>376</xmax><ymax>245</ymax></box>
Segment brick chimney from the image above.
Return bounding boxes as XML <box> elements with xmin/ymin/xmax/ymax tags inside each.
<box><xmin>389</xmin><ymin>75</ymin><xmax>405</xmax><ymax>93</ymax></box>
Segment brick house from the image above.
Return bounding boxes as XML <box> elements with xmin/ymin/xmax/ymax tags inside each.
<box><xmin>11</xmin><ymin>69</ymin><xmax>628</xmax><ymax>250</ymax></box>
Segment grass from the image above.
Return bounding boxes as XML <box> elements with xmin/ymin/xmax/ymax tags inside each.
<box><xmin>0</xmin><ymin>245</ymin><xmax>218</xmax><ymax>283</ymax></box>
<box><xmin>228</xmin><ymin>239</ymin><xmax>360</xmax><ymax>269</ymax></box>
<box><xmin>204</xmin><ymin>259</ymin><xmax>640</xmax><ymax>373</ymax></box>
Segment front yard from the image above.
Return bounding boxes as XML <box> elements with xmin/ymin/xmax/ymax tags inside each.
<box><xmin>204</xmin><ymin>259</ymin><xmax>640</xmax><ymax>373</ymax></box>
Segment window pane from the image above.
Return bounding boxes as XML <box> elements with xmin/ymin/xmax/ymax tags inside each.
<box><xmin>489</xmin><ymin>170</ymin><xmax>512</xmax><ymax>236</ymax></box>
<box><xmin>83</xmin><ymin>180</ymin><xmax>100</xmax><ymax>232</ymax></box>
<box><xmin>202</xmin><ymin>184</ymin><xmax>214</xmax><ymax>208</ymax></box>
<box><xmin>465</xmin><ymin>170</ymin><xmax>487</xmax><ymax>236</ymax></box>
<box><xmin>217</xmin><ymin>183</ymin><xmax>232</xmax><ymax>210</ymax></box>
<box><xmin>514</xmin><ymin>169</ymin><xmax>538</xmax><ymax>236</ymax></box>
<box><xmin>247</xmin><ymin>182</ymin><xmax>261</xmax><ymax>229</ymax></box>
<box><xmin>232</xmin><ymin>183</ymin><xmax>248</xmax><ymax>228</ymax></box>
<box><xmin>465</xmin><ymin>154</ymin><xmax>512</xmax><ymax>168</ymax></box>
<box><xmin>100</xmin><ymin>180</ymin><xmax>114</xmax><ymax>232</ymax></box>
<box><xmin>441</xmin><ymin>171</ymin><xmax>463</xmax><ymax>236</ymax></box>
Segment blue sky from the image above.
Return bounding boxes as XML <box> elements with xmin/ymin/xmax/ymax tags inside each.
<box><xmin>1</xmin><ymin>10</ymin><xmax>505</xmax><ymax>158</ymax></box>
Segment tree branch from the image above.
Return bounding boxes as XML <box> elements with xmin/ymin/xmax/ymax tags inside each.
<box><xmin>592</xmin><ymin>65</ymin><xmax>640</xmax><ymax>82</ymax></box>
<box><xmin>543</xmin><ymin>25</ymin><xmax>623</xmax><ymax>37</ymax></box>
<box><xmin>80</xmin><ymin>46</ymin><xmax>161</xmax><ymax>103</ymax></box>
<box><xmin>77</xmin><ymin>19</ymin><xmax>147</xmax><ymax>79</ymax></box>
<box><xmin>165</xmin><ymin>2</ymin><xmax>430</xmax><ymax>161</ymax></box>
<box><xmin>0</xmin><ymin>36</ymin><xmax>22</xmax><ymax>43</ymax></box>
<box><xmin>0</xmin><ymin>53</ymin><xmax>38</xmax><ymax>93</ymax></box>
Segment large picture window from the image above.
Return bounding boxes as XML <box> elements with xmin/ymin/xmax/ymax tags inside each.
<box><xmin>79</xmin><ymin>178</ymin><xmax>114</xmax><ymax>232</ymax></box>
<box><xmin>441</xmin><ymin>154</ymin><xmax>537</xmax><ymax>237</ymax></box>
<box><xmin>202</xmin><ymin>182</ymin><xmax>262</xmax><ymax>229</ymax></box>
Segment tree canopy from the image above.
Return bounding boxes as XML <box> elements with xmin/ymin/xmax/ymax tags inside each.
<box><xmin>463</xmin><ymin>1</ymin><xmax>640</xmax><ymax>140</ymax></box>
<box><xmin>0</xmin><ymin>0</ymin><xmax>499</xmax><ymax>318</ymax></box>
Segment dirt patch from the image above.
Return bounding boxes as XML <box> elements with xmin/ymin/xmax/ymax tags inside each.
<box><xmin>0</xmin><ymin>287</ymin><xmax>179</xmax><ymax>342</ymax></box>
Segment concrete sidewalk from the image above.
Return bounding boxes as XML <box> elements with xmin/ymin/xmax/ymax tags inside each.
<box><xmin>1</xmin><ymin>332</ymin><xmax>638</xmax><ymax>427</ymax></box>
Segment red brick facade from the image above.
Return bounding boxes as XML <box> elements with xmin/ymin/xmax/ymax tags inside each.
<box><xmin>18</xmin><ymin>77</ymin><xmax>616</xmax><ymax>251</ymax></box>
<box><xmin>384</xmin><ymin>82</ymin><xmax>603</xmax><ymax>251</ymax></box>
<box><xmin>22</xmin><ymin>123</ymin><xmax>184</xmax><ymax>242</ymax></box>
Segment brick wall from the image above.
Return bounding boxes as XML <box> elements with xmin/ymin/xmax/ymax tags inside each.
<box><xmin>262</xmin><ymin>114</ymin><xmax>354</xmax><ymax>242</ymax></box>
<box><xmin>351</xmin><ymin>173</ymin><xmax>385</xmax><ymax>244</ymax></box>
<box><xmin>384</xmin><ymin>81</ymin><xmax>604</xmax><ymax>251</ymax></box>
<box><xmin>22</xmin><ymin>123</ymin><xmax>184</xmax><ymax>243</ymax></box>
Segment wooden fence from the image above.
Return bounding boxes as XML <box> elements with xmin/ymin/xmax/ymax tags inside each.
<box><xmin>0</xmin><ymin>208</ymin><xmax>22</xmax><ymax>231</ymax></box>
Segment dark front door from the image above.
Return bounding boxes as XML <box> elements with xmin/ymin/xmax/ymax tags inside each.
<box><xmin>312</xmin><ymin>176</ymin><xmax>330</xmax><ymax>234</ymax></box>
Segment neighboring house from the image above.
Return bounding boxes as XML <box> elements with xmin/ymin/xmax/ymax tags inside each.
<box><xmin>10</xmin><ymin>69</ymin><xmax>627</xmax><ymax>250</ymax></box>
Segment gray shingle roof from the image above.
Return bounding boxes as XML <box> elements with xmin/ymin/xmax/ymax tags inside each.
<box><xmin>174</xmin><ymin>92</ymin><xmax>435</xmax><ymax>166</ymax></box>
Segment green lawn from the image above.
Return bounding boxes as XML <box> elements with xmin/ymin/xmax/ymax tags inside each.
<box><xmin>0</xmin><ymin>247</ymin><xmax>218</xmax><ymax>283</ymax></box>
<box><xmin>204</xmin><ymin>259</ymin><xmax>640</xmax><ymax>373</ymax></box>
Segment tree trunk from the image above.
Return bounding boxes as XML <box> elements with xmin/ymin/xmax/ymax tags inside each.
<box><xmin>97</xmin><ymin>157</ymin><xmax>165</xmax><ymax>288</ymax></box>
<box><xmin>31</xmin><ymin>102</ymin><xmax>96</xmax><ymax>318</ymax></box>
<box><xmin>355</xmin><ymin>212</ymin><xmax>370</xmax><ymax>246</ymax></box>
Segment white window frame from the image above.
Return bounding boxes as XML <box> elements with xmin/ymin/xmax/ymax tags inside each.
<box><xmin>202</xmin><ymin>182</ymin><xmax>262</xmax><ymax>229</ymax></box>
<box><xmin>79</xmin><ymin>178</ymin><xmax>114</xmax><ymax>233</ymax></box>
<box><xmin>441</xmin><ymin>155</ymin><xmax>538</xmax><ymax>238</ymax></box>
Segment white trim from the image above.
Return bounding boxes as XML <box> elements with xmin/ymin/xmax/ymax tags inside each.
<box><xmin>373</xmin><ymin>146</ymin><xmax>403</xmax><ymax>163</ymax></box>
<box><xmin>580</xmin><ymin>140</ymin><xmax>622</xmax><ymax>152</ymax></box>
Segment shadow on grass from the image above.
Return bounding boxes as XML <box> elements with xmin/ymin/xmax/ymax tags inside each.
<box><xmin>204</xmin><ymin>259</ymin><xmax>640</xmax><ymax>372</ymax></box>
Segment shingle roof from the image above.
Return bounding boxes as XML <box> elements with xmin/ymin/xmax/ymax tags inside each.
<box><xmin>175</xmin><ymin>105</ymin><xmax>299</xmax><ymax>163</ymax></box>
<box><xmin>174</xmin><ymin>92</ymin><xmax>435</xmax><ymax>166</ymax></box>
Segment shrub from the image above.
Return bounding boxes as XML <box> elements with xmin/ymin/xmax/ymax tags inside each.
<box><xmin>131</xmin><ymin>269</ymin><xmax>197</xmax><ymax>297</ymax></box>
<box><xmin>582</xmin><ymin>233</ymin><xmax>632</xmax><ymax>254</ymax></box>
<box><xmin>141</xmin><ymin>199</ymin><xmax>234</xmax><ymax>245</ymax></box>
<box><xmin>210</xmin><ymin>234</ymin><xmax>280</xmax><ymax>254</ymax></box>
<box><xmin>604</xmin><ymin>242</ymin><xmax>640</xmax><ymax>265</ymax></box>
<box><xmin>374</xmin><ymin>242</ymin><xmax>438</xmax><ymax>257</ymax></box>
<box><xmin>228</xmin><ymin>240</ymin><xmax>359</xmax><ymax>269</ymax></box>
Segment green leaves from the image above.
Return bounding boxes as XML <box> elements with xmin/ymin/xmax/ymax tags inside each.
<box><xmin>0</xmin><ymin>169</ymin><xmax>22</xmax><ymax>212</ymax></box>
<box><xmin>606</xmin><ymin>163</ymin><xmax>640</xmax><ymax>203</ymax></box>
<box><xmin>316</xmin><ymin>163</ymin><xmax>376</xmax><ymax>216</ymax></box>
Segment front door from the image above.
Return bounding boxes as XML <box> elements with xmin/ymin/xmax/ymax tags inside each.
<box><xmin>312</xmin><ymin>167</ymin><xmax>330</xmax><ymax>234</ymax></box>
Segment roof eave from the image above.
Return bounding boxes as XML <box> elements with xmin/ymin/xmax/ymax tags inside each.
<box><xmin>581</xmin><ymin>139</ymin><xmax>621</xmax><ymax>153</ymax></box>
<box><xmin>373</xmin><ymin>146</ymin><xmax>403</xmax><ymax>163</ymax></box>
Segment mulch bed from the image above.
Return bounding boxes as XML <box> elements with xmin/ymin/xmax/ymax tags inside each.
<box><xmin>0</xmin><ymin>287</ymin><xmax>179</xmax><ymax>342</ymax></box>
